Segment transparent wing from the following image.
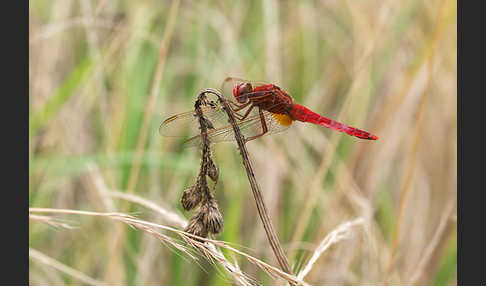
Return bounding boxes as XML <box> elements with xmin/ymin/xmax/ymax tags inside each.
<box><xmin>182</xmin><ymin>107</ymin><xmax>293</xmax><ymax>148</ymax></box>
<box><xmin>159</xmin><ymin>104</ymin><xmax>230</xmax><ymax>137</ymax></box>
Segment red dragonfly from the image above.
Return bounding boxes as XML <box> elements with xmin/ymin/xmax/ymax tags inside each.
<box><xmin>159</xmin><ymin>77</ymin><xmax>378</xmax><ymax>147</ymax></box>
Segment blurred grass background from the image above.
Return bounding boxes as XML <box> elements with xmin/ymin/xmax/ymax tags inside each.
<box><xmin>29</xmin><ymin>0</ymin><xmax>457</xmax><ymax>285</ymax></box>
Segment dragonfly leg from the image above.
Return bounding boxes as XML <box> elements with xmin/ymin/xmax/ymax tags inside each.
<box><xmin>228</xmin><ymin>101</ymin><xmax>251</xmax><ymax>112</ymax></box>
<box><xmin>229</xmin><ymin>103</ymin><xmax>256</xmax><ymax>121</ymax></box>
<box><xmin>226</xmin><ymin>101</ymin><xmax>251</xmax><ymax>120</ymax></box>
<box><xmin>238</xmin><ymin>104</ymin><xmax>256</xmax><ymax>120</ymax></box>
<box><xmin>245</xmin><ymin>108</ymin><xmax>268</xmax><ymax>142</ymax></box>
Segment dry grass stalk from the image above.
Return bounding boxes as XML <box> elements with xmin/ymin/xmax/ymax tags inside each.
<box><xmin>197</xmin><ymin>88</ymin><xmax>295</xmax><ymax>281</ymax></box>
<box><xmin>408</xmin><ymin>202</ymin><xmax>455</xmax><ymax>285</ymax></box>
<box><xmin>29</xmin><ymin>214</ymin><xmax>74</xmax><ymax>229</ymax></box>
<box><xmin>109</xmin><ymin>189</ymin><xmax>273</xmax><ymax>286</ymax></box>
<box><xmin>33</xmin><ymin>199</ymin><xmax>250</xmax><ymax>285</ymax></box>
<box><xmin>107</xmin><ymin>191</ymin><xmax>284</xmax><ymax>285</ymax></box>
<box><xmin>204</xmin><ymin>243</ymin><xmax>256</xmax><ymax>286</ymax></box>
<box><xmin>29</xmin><ymin>207</ymin><xmax>308</xmax><ymax>285</ymax></box>
<box><xmin>107</xmin><ymin>190</ymin><xmax>251</xmax><ymax>285</ymax></box>
<box><xmin>29</xmin><ymin>248</ymin><xmax>106</xmax><ymax>286</ymax></box>
<box><xmin>29</xmin><ymin>208</ymin><xmax>194</xmax><ymax>259</ymax></box>
<box><xmin>297</xmin><ymin>217</ymin><xmax>365</xmax><ymax>281</ymax></box>
<box><xmin>108</xmin><ymin>190</ymin><xmax>187</xmax><ymax>228</ymax></box>
<box><xmin>86</xmin><ymin>164</ymin><xmax>117</xmax><ymax>212</ymax></box>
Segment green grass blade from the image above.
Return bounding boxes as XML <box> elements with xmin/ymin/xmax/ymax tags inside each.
<box><xmin>29</xmin><ymin>57</ymin><xmax>94</xmax><ymax>138</ymax></box>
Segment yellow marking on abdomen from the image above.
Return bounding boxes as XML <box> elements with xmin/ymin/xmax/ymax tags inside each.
<box><xmin>272</xmin><ymin>113</ymin><xmax>293</xmax><ymax>126</ymax></box>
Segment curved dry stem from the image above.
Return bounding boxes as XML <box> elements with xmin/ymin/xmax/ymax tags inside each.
<box><xmin>408</xmin><ymin>202</ymin><xmax>455</xmax><ymax>285</ymax></box>
<box><xmin>108</xmin><ymin>190</ymin><xmax>187</xmax><ymax>228</ymax></box>
<box><xmin>29</xmin><ymin>214</ymin><xmax>74</xmax><ymax>229</ymax></box>
<box><xmin>29</xmin><ymin>207</ymin><xmax>308</xmax><ymax>286</ymax></box>
<box><xmin>29</xmin><ymin>248</ymin><xmax>106</xmax><ymax>286</ymax></box>
<box><xmin>297</xmin><ymin>218</ymin><xmax>364</xmax><ymax>281</ymax></box>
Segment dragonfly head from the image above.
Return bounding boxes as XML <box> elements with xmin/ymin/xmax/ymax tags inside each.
<box><xmin>233</xmin><ymin>82</ymin><xmax>253</xmax><ymax>103</ymax></box>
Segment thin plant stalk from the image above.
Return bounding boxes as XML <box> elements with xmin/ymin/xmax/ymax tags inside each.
<box><xmin>297</xmin><ymin>218</ymin><xmax>364</xmax><ymax>281</ymax></box>
<box><xmin>200</xmin><ymin>88</ymin><xmax>295</xmax><ymax>281</ymax></box>
<box><xmin>30</xmin><ymin>248</ymin><xmax>106</xmax><ymax>286</ymax></box>
<box><xmin>408</xmin><ymin>202</ymin><xmax>455</xmax><ymax>285</ymax></box>
<box><xmin>29</xmin><ymin>208</ymin><xmax>308</xmax><ymax>286</ymax></box>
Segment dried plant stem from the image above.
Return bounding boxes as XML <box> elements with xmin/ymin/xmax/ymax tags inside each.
<box><xmin>105</xmin><ymin>192</ymin><xmax>252</xmax><ymax>285</ymax></box>
<box><xmin>181</xmin><ymin>93</ymin><xmax>224</xmax><ymax>238</ymax></box>
<box><xmin>297</xmin><ymin>218</ymin><xmax>364</xmax><ymax>281</ymax></box>
<box><xmin>193</xmin><ymin>92</ymin><xmax>217</xmax><ymax>204</ymax></box>
<box><xmin>408</xmin><ymin>202</ymin><xmax>454</xmax><ymax>286</ymax></box>
<box><xmin>29</xmin><ymin>214</ymin><xmax>74</xmax><ymax>229</ymax></box>
<box><xmin>29</xmin><ymin>248</ymin><xmax>106</xmax><ymax>286</ymax></box>
<box><xmin>29</xmin><ymin>208</ymin><xmax>308</xmax><ymax>286</ymax></box>
<box><xmin>202</xmin><ymin>88</ymin><xmax>295</xmax><ymax>281</ymax></box>
<box><xmin>108</xmin><ymin>190</ymin><xmax>187</xmax><ymax>228</ymax></box>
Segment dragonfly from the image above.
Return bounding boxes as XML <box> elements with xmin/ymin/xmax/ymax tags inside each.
<box><xmin>159</xmin><ymin>77</ymin><xmax>378</xmax><ymax>147</ymax></box>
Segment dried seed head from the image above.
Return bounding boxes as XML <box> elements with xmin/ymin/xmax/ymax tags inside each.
<box><xmin>207</xmin><ymin>159</ymin><xmax>219</xmax><ymax>182</ymax></box>
<box><xmin>181</xmin><ymin>186</ymin><xmax>202</xmax><ymax>211</ymax></box>
<box><xmin>184</xmin><ymin>216</ymin><xmax>208</xmax><ymax>239</ymax></box>
<box><xmin>201</xmin><ymin>201</ymin><xmax>223</xmax><ymax>234</ymax></box>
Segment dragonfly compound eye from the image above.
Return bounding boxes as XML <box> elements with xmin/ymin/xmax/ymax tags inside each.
<box><xmin>233</xmin><ymin>82</ymin><xmax>253</xmax><ymax>103</ymax></box>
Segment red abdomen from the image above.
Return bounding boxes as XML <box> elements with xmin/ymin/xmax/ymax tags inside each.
<box><xmin>289</xmin><ymin>104</ymin><xmax>378</xmax><ymax>140</ymax></box>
